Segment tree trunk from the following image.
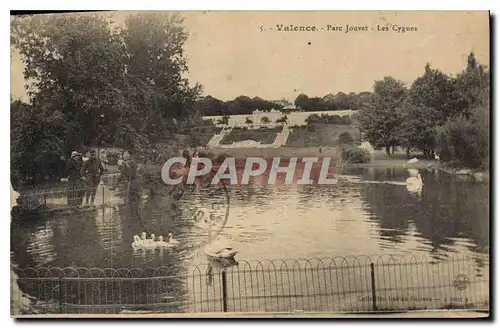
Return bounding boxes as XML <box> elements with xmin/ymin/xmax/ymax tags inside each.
<box><xmin>391</xmin><ymin>146</ymin><xmax>395</xmax><ymax>155</ymax></box>
<box><xmin>406</xmin><ymin>148</ymin><xmax>411</xmax><ymax>159</ymax></box>
<box><xmin>385</xmin><ymin>146</ymin><xmax>391</xmax><ymax>156</ymax></box>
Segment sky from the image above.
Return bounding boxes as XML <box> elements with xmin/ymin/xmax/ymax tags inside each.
<box><xmin>10</xmin><ymin>11</ymin><xmax>490</xmax><ymax>102</ymax></box>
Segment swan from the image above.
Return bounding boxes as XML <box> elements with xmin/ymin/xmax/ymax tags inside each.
<box><xmin>132</xmin><ymin>235</ymin><xmax>142</xmax><ymax>249</ymax></box>
<box><xmin>407</xmin><ymin>168</ymin><xmax>419</xmax><ymax>177</ymax></box>
<box><xmin>167</xmin><ymin>233</ymin><xmax>179</xmax><ymax>245</ymax></box>
<box><xmin>407</xmin><ymin>157</ymin><xmax>419</xmax><ymax>164</ymax></box>
<box><xmin>140</xmin><ymin>232</ymin><xmax>156</xmax><ymax>249</ymax></box>
<box><xmin>203</xmin><ymin>213</ymin><xmax>238</xmax><ymax>263</ymax></box>
<box><xmin>406</xmin><ymin>173</ymin><xmax>423</xmax><ymax>186</ymax></box>
<box><xmin>406</xmin><ymin>183</ymin><xmax>423</xmax><ymax>195</ymax></box>
<box><xmin>156</xmin><ymin>236</ymin><xmax>172</xmax><ymax>248</ymax></box>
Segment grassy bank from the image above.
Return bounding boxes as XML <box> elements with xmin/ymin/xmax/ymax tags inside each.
<box><xmin>285</xmin><ymin>124</ymin><xmax>360</xmax><ymax>147</ymax></box>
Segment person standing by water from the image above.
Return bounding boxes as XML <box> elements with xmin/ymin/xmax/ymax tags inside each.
<box><xmin>110</xmin><ymin>150</ymin><xmax>142</xmax><ymax>218</ymax></box>
<box><xmin>62</xmin><ymin>151</ymin><xmax>85</xmax><ymax>208</ymax></box>
<box><xmin>82</xmin><ymin>149</ymin><xmax>105</xmax><ymax>206</ymax></box>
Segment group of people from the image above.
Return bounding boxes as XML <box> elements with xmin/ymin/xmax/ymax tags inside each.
<box><xmin>62</xmin><ymin>149</ymin><xmax>105</xmax><ymax>207</ymax></box>
<box><xmin>61</xmin><ymin>146</ymin><xmax>204</xmax><ymax>209</ymax></box>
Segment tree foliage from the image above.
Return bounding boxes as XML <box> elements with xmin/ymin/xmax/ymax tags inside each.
<box><xmin>358</xmin><ymin>77</ymin><xmax>407</xmax><ymax>154</ymax></box>
<box><xmin>358</xmin><ymin>53</ymin><xmax>489</xmax><ymax>168</ymax></box>
<box><xmin>260</xmin><ymin>116</ymin><xmax>270</xmax><ymax>124</ymax></box>
<box><xmin>11</xmin><ymin>12</ymin><xmax>202</xmax><ymax>184</ymax></box>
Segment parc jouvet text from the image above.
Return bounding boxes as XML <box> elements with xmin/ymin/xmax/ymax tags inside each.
<box><xmin>264</xmin><ymin>24</ymin><xmax>418</xmax><ymax>33</ymax></box>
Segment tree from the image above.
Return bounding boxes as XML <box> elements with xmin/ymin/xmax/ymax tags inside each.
<box><xmin>11</xmin><ymin>13</ymin><xmax>127</xmax><ymax>149</ymax></box>
<box><xmin>322</xmin><ymin>93</ymin><xmax>337</xmax><ymax>110</ymax></box>
<box><xmin>334</xmin><ymin>92</ymin><xmax>350</xmax><ymax>110</ymax></box>
<box><xmin>400</xmin><ymin>63</ymin><xmax>462</xmax><ymax>157</ymax></box>
<box><xmin>11</xmin><ymin>12</ymin><xmax>202</xmax><ymax>156</ymax></box>
<box><xmin>194</xmin><ymin>95</ymin><xmax>229</xmax><ymax>116</ymax></box>
<box><xmin>119</xmin><ymin>13</ymin><xmax>202</xmax><ymax>142</ymax></box>
<box><xmin>260</xmin><ymin>116</ymin><xmax>270</xmax><ymax>125</ymax></box>
<box><xmin>435</xmin><ymin>53</ymin><xmax>490</xmax><ymax>168</ymax></box>
<box><xmin>11</xmin><ymin>100</ymin><xmax>72</xmax><ymax>184</ymax></box>
<box><xmin>358</xmin><ymin>77</ymin><xmax>407</xmax><ymax>155</ymax></box>
<box><xmin>294</xmin><ymin>94</ymin><xmax>310</xmax><ymax>110</ymax></box>
<box><xmin>456</xmin><ymin>52</ymin><xmax>490</xmax><ymax>116</ymax></box>
<box><xmin>218</xmin><ymin>114</ymin><xmax>230</xmax><ymax>125</ymax></box>
<box><xmin>276</xmin><ymin>115</ymin><xmax>288</xmax><ymax>125</ymax></box>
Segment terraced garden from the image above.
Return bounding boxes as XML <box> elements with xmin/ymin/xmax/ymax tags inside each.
<box><xmin>219</xmin><ymin>127</ymin><xmax>283</xmax><ymax>145</ymax></box>
<box><xmin>284</xmin><ymin>124</ymin><xmax>360</xmax><ymax>147</ymax></box>
<box><xmin>190</xmin><ymin>126</ymin><xmax>223</xmax><ymax>146</ymax></box>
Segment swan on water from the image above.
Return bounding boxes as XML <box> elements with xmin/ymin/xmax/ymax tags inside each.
<box><xmin>407</xmin><ymin>168</ymin><xmax>419</xmax><ymax>177</ymax></box>
<box><xmin>407</xmin><ymin>157</ymin><xmax>419</xmax><ymax>164</ymax></box>
<box><xmin>132</xmin><ymin>235</ymin><xmax>142</xmax><ymax>249</ymax></box>
<box><xmin>203</xmin><ymin>213</ymin><xmax>238</xmax><ymax>263</ymax></box>
<box><xmin>139</xmin><ymin>232</ymin><xmax>157</xmax><ymax>249</ymax></box>
<box><xmin>156</xmin><ymin>236</ymin><xmax>172</xmax><ymax>247</ymax></box>
<box><xmin>406</xmin><ymin>173</ymin><xmax>423</xmax><ymax>186</ymax></box>
<box><xmin>167</xmin><ymin>233</ymin><xmax>179</xmax><ymax>245</ymax></box>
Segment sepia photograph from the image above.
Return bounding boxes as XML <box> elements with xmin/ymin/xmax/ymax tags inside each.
<box><xmin>10</xmin><ymin>10</ymin><xmax>490</xmax><ymax>318</ymax></box>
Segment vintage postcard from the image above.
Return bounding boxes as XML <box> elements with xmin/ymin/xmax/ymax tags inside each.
<box><xmin>10</xmin><ymin>11</ymin><xmax>490</xmax><ymax>318</ymax></box>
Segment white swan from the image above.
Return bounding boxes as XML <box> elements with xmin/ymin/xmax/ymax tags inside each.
<box><xmin>156</xmin><ymin>236</ymin><xmax>172</xmax><ymax>248</ymax></box>
<box><xmin>203</xmin><ymin>213</ymin><xmax>238</xmax><ymax>263</ymax></box>
<box><xmin>140</xmin><ymin>232</ymin><xmax>156</xmax><ymax>249</ymax></box>
<box><xmin>167</xmin><ymin>233</ymin><xmax>179</xmax><ymax>245</ymax></box>
<box><xmin>132</xmin><ymin>235</ymin><xmax>142</xmax><ymax>249</ymax></box>
<box><xmin>406</xmin><ymin>173</ymin><xmax>423</xmax><ymax>186</ymax></box>
<box><xmin>407</xmin><ymin>168</ymin><xmax>419</xmax><ymax>177</ymax></box>
<box><xmin>407</xmin><ymin>157</ymin><xmax>419</xmax><ymax>164</ymax></box>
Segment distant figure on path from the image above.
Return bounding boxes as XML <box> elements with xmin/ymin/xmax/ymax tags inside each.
<box><xmin>82</xmin><ymin>149</ymin><xmax>105</xmax><ymax>206</ymax></box>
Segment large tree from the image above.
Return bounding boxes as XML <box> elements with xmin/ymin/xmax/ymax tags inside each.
<box><xmin>358</xmin><ymin>77</ymin><xmax>407</xmax><ymax>155</ymax></box>
<box><xmin>400</xmin><ymin>64</ymin><xmax>463</xmax><ymax>157</ymax></box>
<box><xmin>11</xmin><ymin>12</ymin><xmax>201</xmax><ymax>150</ymax></box>
<box><xmin>11</xmin><ymin>12</ymin><xmax>202</xmax><ymax>183</ymax></box>
<box><xmin>435</xmin><ymin>53</ymin><xmax>490</xmax><ymax>168</ymax></box>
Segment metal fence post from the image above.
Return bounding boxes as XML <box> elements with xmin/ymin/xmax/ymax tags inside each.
<box><xmin>58</xmin><ymin>276</ymin><xmax>64</xmax><ymax>313</ymax></box>
<box><xmin>370</xmin><ymin>263</ymin><xmax>377</xmax><ymax>311</ymax></box>
<box><xmin>221</xmin><ymin>270</ymin><xmax>228</xmax><ymax>312</ymax></box>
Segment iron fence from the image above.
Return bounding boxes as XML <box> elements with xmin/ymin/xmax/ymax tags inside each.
<box><xmin>12</xmin><ymin>254</ymin><xmax>489</xmax><ymax>315</ymax></box>
<box><xmin>13</xmin><ymin>173</ymin><xmax>126</xmax><ymax>212</ymax></box>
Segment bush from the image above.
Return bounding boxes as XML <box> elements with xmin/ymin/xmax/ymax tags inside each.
<box><xmin>341</xmin><ymin>147</ymin><xmax>371</xmax><ymax>164</ymax></box>
<box><xmin>436</xmin><ymin>110</ymin><xmax>489</xmax><ymax>169</ymax></box>
<box><xmin>338</xmin><ymin>131</ymin><xmax>354</xmax><ymax>145</ymax></box>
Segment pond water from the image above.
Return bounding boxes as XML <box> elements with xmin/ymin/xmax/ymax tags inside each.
<box><xmin>11</xmin><ymin>165</ymin><xmax>490</xmax><ymax>313</ymax></box>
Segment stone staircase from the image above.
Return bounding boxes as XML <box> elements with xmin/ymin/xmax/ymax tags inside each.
<box><xmin>272</xmin><ymin>125</ymin><xmax>291</xmax><ymax>147</ymax></box>
<box><xmin>207</xmin><ymin>127</ymin><xmax>232</xmax><ymax>148</ymax></box>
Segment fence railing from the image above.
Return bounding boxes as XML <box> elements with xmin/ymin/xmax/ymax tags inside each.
<box><xmin>11</xmin><ymin>254</ymin><xmax>489</xmax><ymax>315</ymax></box>
<box><xmin>13</xmin><ymin>173</ymin><xmax>127</xmax><ymax>212</ymax></box>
